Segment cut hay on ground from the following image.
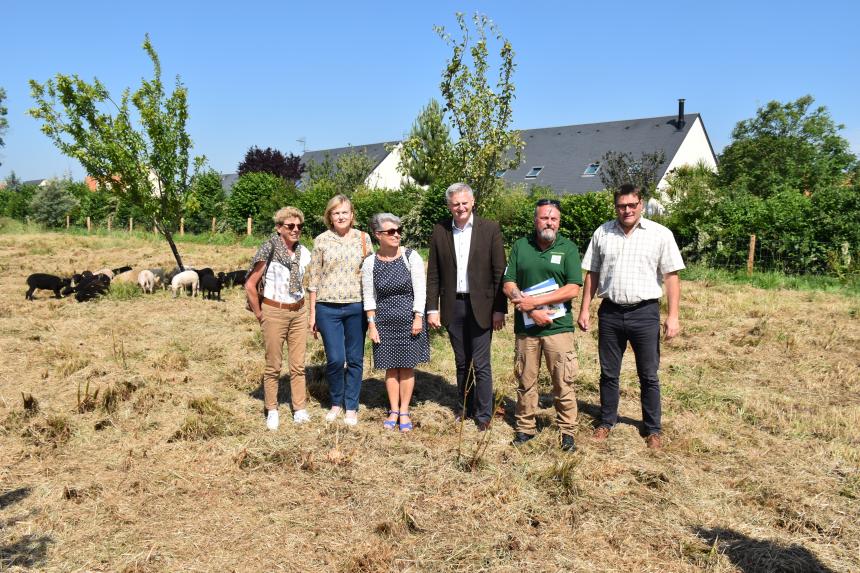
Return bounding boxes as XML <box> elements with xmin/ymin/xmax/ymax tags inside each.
<box><xmin>1</xmin><ymin>232</ymin><xmax>858</xmax><ymax>572</ymax></box>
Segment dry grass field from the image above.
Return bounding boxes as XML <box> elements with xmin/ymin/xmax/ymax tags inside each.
<box><xmin>1</xmin><ymin>230</ymin><xmax>858</xmax><ymax>572</ymax></box>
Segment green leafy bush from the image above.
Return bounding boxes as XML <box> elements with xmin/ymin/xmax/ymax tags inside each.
<box><xmin>29</xmin><ymin>179</ymin><xmax>80</xmax><ymax>227</ymax></box>
<box><xmin>226</xmin><ymin>172</ymin><xmax>297</xmax><ymax>234</ymax></box>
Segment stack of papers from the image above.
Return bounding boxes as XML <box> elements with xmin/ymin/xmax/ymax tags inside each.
<box><xmin>521</xmin><ymin>278</ymin><xmax>566</xmax><ymax>326</ymax></box>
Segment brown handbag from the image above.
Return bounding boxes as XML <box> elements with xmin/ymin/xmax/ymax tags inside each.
<box><xmin>246</xmin><ymin>239</ymin><xmax>277</xmax><ymax>312</ymax></box>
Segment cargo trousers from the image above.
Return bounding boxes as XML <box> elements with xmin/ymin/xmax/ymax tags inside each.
<box><xmin>514</xmin><ymin>331</ymin><xmax>578</xmax><ymax>436</ymax></box>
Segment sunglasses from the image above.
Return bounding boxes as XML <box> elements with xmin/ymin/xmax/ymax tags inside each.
<box><xmin>278</xmin><ymin>223</ymin><xmax>303</xmax><ymax>231</ymax></box>
<box><xmin>614</xmin><ymin>201</ymin><xmax>640</xmax><ymax>211</ymax></box>
<box><xmin>536</xmin><ymin>198</ymin><xmax>561</xmax><ymax>208</ymax></box>
<box><xmin>377</xmin><ymin>227</ymin><xmax>403</xmax><ymax>236</ymax></box>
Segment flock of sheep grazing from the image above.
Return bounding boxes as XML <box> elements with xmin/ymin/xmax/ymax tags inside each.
<box><xmin>25</xmin><ymin>266</ymin><xmax>248</xmax><ymax>302</ymax></box>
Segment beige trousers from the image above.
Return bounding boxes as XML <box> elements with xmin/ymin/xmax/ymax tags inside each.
<box><xmin>261</xmin><ymin>303</ymin><xmax>308</xmax><ymax>411</ymax></box>
<box><xmin>514</xmin><ymin>331</ymin><xmax>578</xmax><ymax>436</ymax></box>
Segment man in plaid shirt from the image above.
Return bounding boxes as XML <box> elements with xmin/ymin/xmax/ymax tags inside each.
<box><xmin>577</xmin><ymin>184</ymin><xmax>685</xmax><ymax>450</ymax></box>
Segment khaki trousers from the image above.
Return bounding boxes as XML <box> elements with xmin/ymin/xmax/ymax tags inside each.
<box><xmin>261</xmin><ymin>303</ymin><xmax>308</xmax><ymax>411</ymax></box>
<box><xmin>514</xmin><ymin>331</ymin><xmax>578</xmax><ymax>436</ymax></box>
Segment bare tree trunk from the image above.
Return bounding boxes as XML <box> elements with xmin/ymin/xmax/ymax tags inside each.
<box><xmin>155</xmin><ymin>222</ymin><xmax>185</xmax><ymax>271</ymax></box>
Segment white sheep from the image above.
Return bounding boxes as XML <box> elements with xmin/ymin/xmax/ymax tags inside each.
<box><xmin>113</xmin><ymin>269</ymin><xmax>141</xmax><ymax>284</ymax></box>
<box><xmin>170</xmin><ymin>270</ymin><xmax>199</xmax><ymax>298</ymax></box>
<box><xmin>137</xmin><ymin>269</ymin><xmax>160</xmax><ymax>294</ymax></box>
<box><xmin>93</xmin><ymin>268</ymin><xmax>114</xmax><ymax>279</ymax></box>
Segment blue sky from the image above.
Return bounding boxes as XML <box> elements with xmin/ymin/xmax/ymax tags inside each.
<box><xmin>3</xmin><ymin>0</ymin><xmax>859</xmax><ymax>181</ymax></box>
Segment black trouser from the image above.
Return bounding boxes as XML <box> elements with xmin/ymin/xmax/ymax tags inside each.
<box><xmin>597</xmin><ymin>299</ymin><xmax>662</xmax><ymax>434</ymax></box>
<box><xmin>447</xmin><ymin>296</ymin><xmax>494</xmax><ymax>424</ymax></box>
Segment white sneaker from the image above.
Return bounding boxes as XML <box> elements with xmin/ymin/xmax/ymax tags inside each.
<box><xmin>266</xmin><ymin>409</ymin><xmax>279</xmax><ymax>431</ymax></box>
<box><xmin>325</xmin><ymin>407</ymin><xmax>342</xmax><ymax>422</ymax></box>
<box><xmin>344</xmin><ymin>410</ymin><xmax>358</xmax><ymax>426</ymax></box>
<box><xmin>293</xmin><ymin>409</ymin><xmax>311</xmax><ymax>424</ymax></box>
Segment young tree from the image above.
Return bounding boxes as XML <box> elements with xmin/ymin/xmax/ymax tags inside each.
<box><xmin>238</xmin><ymin>146</ymin><xmax>305</xmax><ymax>182</ymax></box>
<box><xmin>304</xmin><ymin>151</ymin><xmax>375</xmax><ymax>196</ymax></box>
<box><xmin>399</xmin><ymin>98</ymin><xmax>452</xmax><ymax>186</ymax></box>
<box><xmin>28</xmin><ymin>35</ymin><xmax>202</xmax><ymax>269</ymax></box>
<box><xmin>718</xmin><ymin>95</ymin><xmax>857</xmax><ymax>196</ymax></box>
<box><xmin>598</xmin><ymin>150</ymin><xmax>667</xmax><ymax>199</ymax></box>
<box><xmin>434</xmin><ymin>12</ymin><xmax>525</xmax><ymax>206</ymax></box>
<box><xmin>29</xmin><ymin>179</ymin><xmax>80</xmax><ymax>227</ymax></box>
<box><xmin>185</xmin><ymin>169</ymin><xmax>227</xmax><ymax>232</ymax></box>
<box><xmin>0</xmin><ymin>87</ymin><xmax>8</xmax><ymax>165</ymax></box>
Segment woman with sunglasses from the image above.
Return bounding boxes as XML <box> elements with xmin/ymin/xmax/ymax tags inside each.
<box><xmin>360</xmin><ymin>213</ymin><xmax>429</xmax><ymax>432</ymax></box>
<box><xmin>308</xmin><ymin>194</ymin><xmax>373</xmax><ymax>426</ymax></box>
<box><xmin>245</xmin><ymin>207</ymin><xmax>313</xmax><ymax>430</ymax></box>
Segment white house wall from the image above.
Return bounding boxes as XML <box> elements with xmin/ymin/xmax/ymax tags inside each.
<box><xmin>364</xmin><ymin>144</ymin><xmax>414</xmax><ymax>190</ymax></box>
<box><xmin>656</xmin><ymin>116</ymin><xmax>717</xmax><ymax>191</ymax></box>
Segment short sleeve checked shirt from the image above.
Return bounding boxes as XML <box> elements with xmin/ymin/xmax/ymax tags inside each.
<box><xmin>580</xmin><ymin>217</ymin><xmax>685</xmax><ymax>305</ymax></box>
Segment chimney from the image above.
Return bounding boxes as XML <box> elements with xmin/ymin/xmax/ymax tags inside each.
<box><xmin>676</xmin><ymin>98</ymin><xmax>686</xmax><ymax>130</ymax></box>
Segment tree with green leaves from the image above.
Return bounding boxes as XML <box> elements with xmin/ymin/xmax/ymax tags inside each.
<box><xmin>185</xmin><ymin>169</ymin><xmax>227</xmax><ymax>232</ymax></box>
<box><xmin>718</xmin><ymin>95</ymin><xmax>857</xmax><ymax>196</ymax></box>
<box><xmin>598</xmin><ymin>149</ymin><xmax>667</xmax><ymax>199</ymax></box>
<box><xmin>28</xmin><ymin>35</ymin><xmax>203</xmax><ymax>269</ymax></box>
<box><xmin>305</xmin><ymin>151</ymin><xmax>375</xmax><ymax>196</ymax></box>
<box><xmin>226</xmin><ymin>172</ymin><xmax>295</xmax><ymax>234</ymax></box>
<box><xmin>399</xmin><ymin>98</ymin><xmax>452</xmax><ymax>186</ymax></box>
<box><xmin>434</xmin><ymin>12</ymin><xmax>524</xmax><ymax>206</ymax></box>
<box><xmin>29</xmin><ymin>178</ymin><xmax>80</xmax><ymax>227</ymax></box>
<box><xmin>0</xmin><ymin>87</ymin><xmax>8</xmax><ymax>165</ymax></box>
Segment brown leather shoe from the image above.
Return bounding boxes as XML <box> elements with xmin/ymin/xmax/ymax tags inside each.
<box><xmin>592</xmin><ymin>426</ymin><xmax>611</xmax><ymax>442</ymax></box>
<box><xmin>645</xmin><ymin>434</ymin><xmax>662</xmax><ymax>450</ymax></box>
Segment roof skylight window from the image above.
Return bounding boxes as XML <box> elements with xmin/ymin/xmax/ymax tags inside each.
<box><xmin>525</xmin><ymin>166</ymin><xmax>544</xmax><ymax>179</ymax></box>
<box><xmin>582</xmin><ymin>162</ymin><xmax>600</xmax><ymax>176</ymax></box>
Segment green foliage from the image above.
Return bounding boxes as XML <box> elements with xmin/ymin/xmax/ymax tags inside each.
<box><xmin>480</xmin><ymin>186</ymin><xmax>536</xmax><ymax>247</ymax></box>
<box><xmin>305</xmin><ymin>151</ymin><xmax>376</xmax><ymax>197</ymax></box>
<box><xmin>0</xmin><ymin>86</ymin><xmax>8</xmax><ymax>162</ymax></box>
<box><xmin>599</xmin><ymin>150</ymin><xmax>667</xmax><ymax>199</ymax></box>
<box><xmin>718</xmin><ymin>95</ymin><xmax>857</xmax><ymax>196</ymax></box>
<box><xmin>185</xmin><ymin>169</ymin><xmax>227</xmax><ymax>233</ymax></box>
<box><xmin>558</xmin><ymin>191</ymin><xmax>615</xmax><ymax>252</ymax></box>
<box><xmin>0</xmin><ymin>179</ymin><xmax>37</xmax><ymax>220</ymax></box>
<box><xmin>28</xmin><ymin>34</ymin><xmax>204</xmax><ymax>269</ymax></box>
<box><xmin>434</xmin><ymin>12</ymin><xmax>525</xmax><ymax>206</ymax></box>
<box><xmin>294</xmin><ymin>179</ymin><xmax>338</xmax><ymax>238</ymax></box>
<box><xmin>399</xmin><ymin>99</ymin><xmax>453</xmax><ymax>186</ymax></box>
<box><xmin>28</xmin><ymin>179</ymin><xmax>80</xmax><ymax>227</ymax></box>
<box><xmin>226</xmin><ymin>172</ymin><xmax>296</xmax><ymax>234</ymax></box>
<box><xmin>401</xmin><ymin>182</ymin><xmax>451</xmax><ymax>247</ymax></box>
<box><xmin>351</xmin><ymin>186</ymin><xmax>419</xmax><ymax>235</ymax></box>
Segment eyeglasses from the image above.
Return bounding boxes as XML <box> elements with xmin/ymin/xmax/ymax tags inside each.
<box><xmin>278</xmin><ymin>223</ymin><xmax>303</xmax><ymax>231</ymax></box>
<box><xmin>614</xmin><ymin>201</ymin><xmax>640</xmax><ymax>211</ymax></box>
<box><xmin>536</xmin><ymin>198</ymin><xmax>561</xmax><ymax>208</ymax></box>
<box><xmin>376</xmin><ymin>227</ymin><xmax>403</xmax><ymax>236</ymax></box>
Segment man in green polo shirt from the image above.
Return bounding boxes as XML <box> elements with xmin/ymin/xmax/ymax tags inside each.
<box><xmin>503</xmin><ymin>198</ymin><xmax>583</xmax><ymax>452</ymax></box>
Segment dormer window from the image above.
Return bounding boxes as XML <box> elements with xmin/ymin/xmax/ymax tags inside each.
<box><xmin>495</xmin><ymin>169</ymin><xmax>507</xmax><ymax>178</ymax></box>
<box><xmin>525</xmin><ymin>166</ymin><xmax>544</xmax><ymax>179</ymax></box>
<box><xmin>582</xmin><ymin>162</ymin><xmax>600</xmax><ymax>176</ymax></box>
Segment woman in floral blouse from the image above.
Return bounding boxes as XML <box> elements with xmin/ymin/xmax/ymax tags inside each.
<box><xmin>308</xmin><ymin>194</ymin><xmax>373</xmax><ymax>426</ymax></box>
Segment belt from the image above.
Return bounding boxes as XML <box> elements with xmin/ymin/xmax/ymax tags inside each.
<box><xmin>262</xmin><ymin>297</ymin><xmax>305</xmax><ymax>311</ymax></box>
<box><xmin>606</xmin><ymin>299</ymin><xmax>657</xmax><ymax>310</ymax></box>
<box><xmin>455</xmin><ymin>293</ymin><xmax>470</xmax><ymax>299</ymax></box>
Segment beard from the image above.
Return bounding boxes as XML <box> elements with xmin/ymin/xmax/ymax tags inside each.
<box><xmin>538</xmin><ymin>227</ymin><xmax>556</xmax><ymax>242</ymax></box>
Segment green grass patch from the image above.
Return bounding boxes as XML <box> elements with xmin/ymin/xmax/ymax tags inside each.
<box><xmin>107</xmin><ymin>282</ymin><xmax>142</xmax><ymax>301</ymax></box>
<box><xmin>681</xmin><ymin>263</ymin><xmax>859</xmax><ymax>295</ymax></box>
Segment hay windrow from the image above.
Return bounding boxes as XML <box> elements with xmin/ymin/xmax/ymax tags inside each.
<box><xmin>0</xmin><ymin>231</ymin><xmax>857</xmax><ymax>571</ymax></box>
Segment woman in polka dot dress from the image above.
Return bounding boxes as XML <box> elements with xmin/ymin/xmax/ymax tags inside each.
<box><xmin>361</xmin><ymin>213</ymin><xmax>429</xmax><ymax>432</ymax></box>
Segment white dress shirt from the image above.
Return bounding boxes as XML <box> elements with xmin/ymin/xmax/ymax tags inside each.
<box><xmin>452</xmin><ymin>214</ymin><xmax>474</xmax><ymax>294</ymax></box>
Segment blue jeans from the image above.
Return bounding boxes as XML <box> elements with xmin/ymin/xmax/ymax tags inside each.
<box><xmin>597</xmin><ymin>299</ymin><xmax>662</xmax><ymax>434</ymax></box>
<box><xmin>315</xmin><ymin>302</ymin><xmax>365</xmax><ymax>411</ymax></box>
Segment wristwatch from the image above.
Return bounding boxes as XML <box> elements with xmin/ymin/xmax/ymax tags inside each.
<box><xmin>367</xmin><ymin>316</ymin><xmax>377</xmax><ymax>324</ymax></box>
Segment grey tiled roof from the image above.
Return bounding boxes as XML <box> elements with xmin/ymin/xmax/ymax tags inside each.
<box><xmin>502</xmin><ymin>113</ymin><xmax>712</xmax><ymax>195</ymax></box>
<box><xmin>300</xmin><ymin>141</ymin><xmax>397</xmax><ymax>178</ymax></box>
<box><xmin>23</xmin><ymin>179</ymin><xmax>46</xmax><ymax>187</ymax></box>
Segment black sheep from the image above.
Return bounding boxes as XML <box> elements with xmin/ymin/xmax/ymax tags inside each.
<box><xmin>74</xmin><ymin>274</ymin><xmax>111</xmax><ymax>302</ymax></box>
<box><xmin>200</xmin><ymin>273</ymin><xmax>223</xmax><ymax>300</ymax></box>
<box><xmin>219</xmin><ymin>270</ymin><xmax>247</xmax><ymax>287</ymax></box>
<box><xmin>25</xmin><ymin>274</ymin><xmax>71</xmax><ymax>300</ymax></box>
<box><xmin>111</xmin><ymin>266</ymin><xmax>132</xmax><ymax>275</ymax></box>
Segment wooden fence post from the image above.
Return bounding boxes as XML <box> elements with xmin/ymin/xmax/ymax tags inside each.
<box><xmin>107</xmin><ymin>216</ymin><xmax>112</xmax><ymax>231</ymax></box>
<box><xmin>153</xmin><ymin>223</ymin><xmax>158</xmax><ymax>234</ymax></box>
<box><xmin>747</xmin><ymin>234</ymin><xmax>756</xmax><ymax>277</ymax></box>
<box><xmin>25</xmin><ymin>216</ymin><xmax>30</xmax><ymax>226</ymax></box>
<box><xmin>247</xmin><ymin>217</ymin><xmax>253</xmax><ymax>236</ymax></box>
<box><xmin>129</xmin><ymin>218</ymin><xmax>133</xmax><ymax>232</ymax></box>
<box><xmin>66</xmin><ymin>215</ymin><xmax>70</xmax><ymax>229</ymax></box>
<box><xmin>211</xmin><ymin>217</ymin><xmax>216</xmax><ymax>233</ymax></box>
<box><xmin>180</xmin><ymin>217</ymin><xmax>185</xmax><ymax>236</ymax></box>
<box><xmin>86</xmin><ymin>217</ymin><xmax>92</xmax><ymax>233</ymax></box>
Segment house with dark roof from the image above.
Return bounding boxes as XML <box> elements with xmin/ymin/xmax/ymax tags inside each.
<box><xmin>503</xmin><ymin>101</ymin><xmax>716</xmax><ymax>196</ymax></box>
<box><xmin>299</xmin><ymin>141</ymin><xmax>415</xmax><ymax>189</ymax></box>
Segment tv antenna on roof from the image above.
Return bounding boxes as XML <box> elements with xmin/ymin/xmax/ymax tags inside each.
<box><xmin>297</xmin><ymin>138</ymin><xmax>307</xmax><ymax>153</ymax></box>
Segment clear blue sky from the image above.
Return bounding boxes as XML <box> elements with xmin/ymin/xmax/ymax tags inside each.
<box><xmin>3</xmin><ymin>0</ymin><xmax>859</xmax><ymax>181</ymax></box>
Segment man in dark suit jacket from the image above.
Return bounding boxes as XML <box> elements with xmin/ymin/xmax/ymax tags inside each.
<box><xmin>426</xmin><ymin>182</ymin><xmax>508</xmax><ymax>429</ymax></box>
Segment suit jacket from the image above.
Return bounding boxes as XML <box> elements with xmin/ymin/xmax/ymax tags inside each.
<box><xmin>426</xmin><ymin>214</ymin><xmax>508</xmax><ymax>330</ymax></box>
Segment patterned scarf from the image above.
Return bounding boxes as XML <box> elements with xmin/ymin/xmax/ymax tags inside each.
<box><xmin>248</xmin><ymin>234</ymin><xmax>304</xmax><ymax>298</ymax></box>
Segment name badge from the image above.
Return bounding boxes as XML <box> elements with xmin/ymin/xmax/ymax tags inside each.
<box><xmin>550</xmin><ymin>254</ymin><xmax>562</xmax><ymax>264</ymax></box>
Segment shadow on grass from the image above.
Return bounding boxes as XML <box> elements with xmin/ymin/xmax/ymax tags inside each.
<box><xmin>0</xmin><ymin>534</ymin><xmax>53</xmax><ymax>568</ymax></box>
<box><xmin>0</xmin><ymin>487</ymin><xmax>31</xmax><ymax>510</ymax></box>
<box><xmin>694</xmin><ymin>527</ymin><xmax>835</xmax><ymax>573</ymax></box>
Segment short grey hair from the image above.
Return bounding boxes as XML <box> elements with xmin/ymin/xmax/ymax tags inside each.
<box><xmin>370</xmin><ymin>212</ymin><xmax>401</xmax><ymax>234</ymax></box>
<box><xmin>445</xmin><ymin>182</ymin><xmax>474</xmax><ymax>203</ymax></box>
